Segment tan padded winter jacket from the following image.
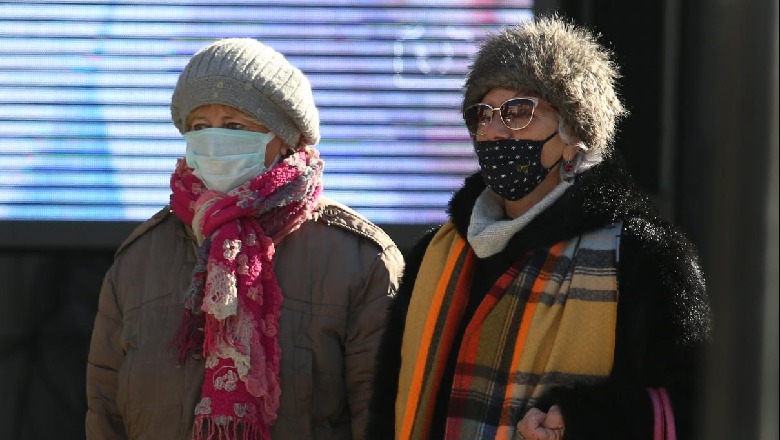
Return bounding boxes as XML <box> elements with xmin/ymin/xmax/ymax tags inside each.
<box><xmin>85</xmin><ymin>197</ymin><xmax>404</xmax><ymax>440</ymax></box>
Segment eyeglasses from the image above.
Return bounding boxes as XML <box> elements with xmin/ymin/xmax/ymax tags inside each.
<box><xmin>463</xmin><ymin>97</ymin><xmax>539</xmax><ymax>135</ymax></box>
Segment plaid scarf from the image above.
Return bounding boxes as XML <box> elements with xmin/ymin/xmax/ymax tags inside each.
<box><xmin>170</xmin><ymin>148</ymin><xmax>323</xmax><ymax>440</ymax></box>
<box><xmin>396</xmin><ymin>221</ymin><xmax>621</xmax><ymax>439</ymax></box>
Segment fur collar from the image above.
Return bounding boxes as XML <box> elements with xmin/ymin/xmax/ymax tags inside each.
<box><xmin>447</xmin><ymin>152</ymin><xmax>661</xmax><ymax>255</ymax></box>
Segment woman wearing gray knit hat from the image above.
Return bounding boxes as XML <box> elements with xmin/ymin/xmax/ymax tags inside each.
<box><xmin>367</xmin><ymin>16</ymin><xmax>711</xmax><ymax>440</ymax></box>
<box><xmin>86</xmin><ymin>38</ymin><xmax>404</xmax><ymax>440</ymax></box>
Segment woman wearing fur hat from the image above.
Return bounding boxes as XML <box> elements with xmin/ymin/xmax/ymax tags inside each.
<box><xmin>366</xmin><ymin>16</ymin><xmax>711</xmax><ymax>440</ymax></box>
<box><xmin>85</xmin><ymin>38</ymin><xmax>404</xmax><ymax>440</ymax></box>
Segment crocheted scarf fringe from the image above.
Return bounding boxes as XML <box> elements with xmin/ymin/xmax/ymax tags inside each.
<box><xmin>169</xmin><ymin>148</ymin><xmax>323</xmax><ymax>439</ymax></box>
<box><xmin>193</xmin><ymin>418</ymin><xmax>268</xmax><ymax>440</ymax></box>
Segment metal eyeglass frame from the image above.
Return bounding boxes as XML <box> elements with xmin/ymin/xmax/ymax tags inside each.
<box><xmin>463</xmin><ymin>96</ymin><xmax>540</xmax><ymax>135</ymax></box>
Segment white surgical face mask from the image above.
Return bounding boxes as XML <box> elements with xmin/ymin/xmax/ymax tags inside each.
<box><xmin>184</xmin><ymin>128</ymin><xmax>276</xmax><ymax>192</ymax></box>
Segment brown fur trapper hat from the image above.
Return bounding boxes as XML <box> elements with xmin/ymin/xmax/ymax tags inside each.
<box><xmin>463</xmin><ymin>15</ymin><xmax>627</xmax><ymax>155</ymax></box>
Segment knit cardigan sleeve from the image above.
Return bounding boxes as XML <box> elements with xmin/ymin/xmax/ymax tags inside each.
<box><xmin>534</xmin><ymin>217</ymin><xmax>712</xmax><ymax>440</ymax></box>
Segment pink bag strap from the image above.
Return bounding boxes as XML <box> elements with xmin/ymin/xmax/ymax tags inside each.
<box><xmin>647</xmin><ymin>387</ymin><xmax>677</xmax><ymax>440</ymax></box>
<box><xmin>658</xmin><ymin>388</ymin><xmax>677</xmax><ymax>440</ymax></box>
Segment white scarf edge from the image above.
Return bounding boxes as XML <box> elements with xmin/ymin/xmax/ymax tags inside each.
<box><xmin>467</xmin><ymin>180</ymin><xmax>574</xmax><ymax>258</ymax></box>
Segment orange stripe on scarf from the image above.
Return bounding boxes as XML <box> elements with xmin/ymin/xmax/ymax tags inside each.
<box><xmin>397</xmin><ymin>222</ymin><xmax>620</xmax><ymax>440</ymax></box>
<box><xmin>491</xmin><ymin>242</ymin><xmax>567</xmax><ymax>439</ymax></box>
<box><xmin>511</xmin><ymin>242</ymin><xmax>566</xmax><ymax>372</ymax></box>
<box><xmin>397</xmin><ymin>223</ymin><xmax>475</xmax><ymax>439</ymax></box>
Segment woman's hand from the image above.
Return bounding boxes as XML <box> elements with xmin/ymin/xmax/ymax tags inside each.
<box><xmin>516</xmin><ymin>405</ymin><xmax>566</xmax><ymax>440</ymax></box>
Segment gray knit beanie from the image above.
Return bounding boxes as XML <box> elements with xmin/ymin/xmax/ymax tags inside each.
<box><xmin>171</xmin><ymin>38</ymin><xmax>320</xmax><ymax>147</ymax></box>
<box><xmin>463</xmin><ymin>15</ymin><xmax>627</xmax><ymax>156</ymax></box>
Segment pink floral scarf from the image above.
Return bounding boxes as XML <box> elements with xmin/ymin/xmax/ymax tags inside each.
<box><xmin>170</xmin><ymin>148</ymin><xmax>323</xmax><ymax>440</ymax></box>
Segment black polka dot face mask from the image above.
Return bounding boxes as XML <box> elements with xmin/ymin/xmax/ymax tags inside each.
<box><xmin>474</xmin><ymin>131</ymin><xmax>559</xmax><ymax>201</ymax></box>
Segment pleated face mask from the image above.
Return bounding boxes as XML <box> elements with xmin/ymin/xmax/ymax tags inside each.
<box><xmin>185</xmin><ymin>128</ymin><xmax>276</xmax><ymax>193</ymax></box>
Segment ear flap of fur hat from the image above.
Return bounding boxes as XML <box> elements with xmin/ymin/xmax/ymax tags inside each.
<box><xmin>462</xmin><ymin>15</ymin><xmax>627</xmax><ymax>155</ymax></box>
<box><xmin>171</xmin><ymin>38</ymin><xmax>320</xmax><ymax>147</ymax></box>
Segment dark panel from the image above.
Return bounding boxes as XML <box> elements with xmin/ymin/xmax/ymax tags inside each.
<box><xmin>557</xmin><ymin>0</ymin><xmax>665</xmax><ymax>196</ymax></box>
<box><xmin>676</xmin><ymin>1</ymin><xmax>778</xmax><ymax>440</ymax></box>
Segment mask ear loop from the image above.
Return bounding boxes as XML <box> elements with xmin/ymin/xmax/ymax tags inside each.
<box><xmin>279</xmin><ymin>134</ymin><xmax>301</xmax><ymax>160</ymax></box>
<box><xmin>538</xmin><ymin>130</ymin><xmax>562</xmax><ymax>172</ymax></box>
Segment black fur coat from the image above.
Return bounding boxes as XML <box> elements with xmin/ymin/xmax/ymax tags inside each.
<box><xmin>366</xmin><ymin>153</ymin><xmax>712</xmax><ymax>440</ymax></box>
